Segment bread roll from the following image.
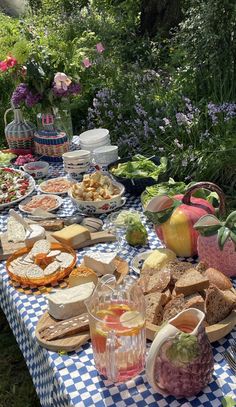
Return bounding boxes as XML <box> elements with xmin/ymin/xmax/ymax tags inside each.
<box><xmin>203</xmin><ymin>268</ymin><xmax>232</xmax><ymax>290</ymax></box>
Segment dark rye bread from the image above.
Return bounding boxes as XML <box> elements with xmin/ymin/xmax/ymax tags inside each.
<box><xmin>205</xmin><ymin>285</ymin><xmax>236</xmax><ymax>325</ymax></box>
<box><xmin>145</xmin><ymin>292</ymin><xmax>164</xmax><ymax>325</ymax></box>
<box><xmin>175</xmin><ymin>269</ymin><xmax>209</xmax><ymax>296</ymax></box>
<box><xmin>163</xmin><ymin>293</ymin><xmax>205</xmax><ymax>322</ymax></box>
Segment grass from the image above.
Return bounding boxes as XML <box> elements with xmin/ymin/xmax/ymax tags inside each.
<box><xmin>0</xmin><ymin>308</ymin><xmax>41</xmax><ymax>407</ymax></box>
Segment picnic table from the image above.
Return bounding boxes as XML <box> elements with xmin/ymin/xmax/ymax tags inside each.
<box><xmin>0</xmin><ymin>161</ymin><xmax>235</xmax><ymax>407</ymax></box>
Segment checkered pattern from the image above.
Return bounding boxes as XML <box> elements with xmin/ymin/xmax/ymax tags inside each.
<box><xmin>0</xmin><ymin>157</ymin><xmax>235</xmax><ymax>407</ymax></box>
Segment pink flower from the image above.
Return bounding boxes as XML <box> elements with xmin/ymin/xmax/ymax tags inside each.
<box><xmin>54</xmin><ymin>72</ymin><xmax>71</xmax><ymax>91</ymax></box>
<box><xmin>0</xmin><ymin>55</ymin><xmax>17</xmax><ymax>72</ymax></box>
<box><xmin>0</xmin><ymin>61</ymin><xmax>8</xmax><ymax>72</ymax></box>
<box><xmin>6</xmin><ymin>55</ymin><xmax>17</xmax><ymax>68</ymax></box>
<box><xmin>83</xmin><ymin>58</ymin><xmax>92</xmax><ymax>68</ymax></box>
<box><xmin>96</xmin><ymin>42</ymin><xmax>105</xmax><ymax>53</ymax></box>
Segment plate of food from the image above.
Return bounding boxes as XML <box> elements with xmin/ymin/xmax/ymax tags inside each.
<box><xmin>19</xmin><ymin>194</ymin><xmax>63</xmax><ymax>214</ymax></box>
<box><xmin>0</xmin><ymin>150</ymin><xmax>17</xmax><ymax>167</ymax></box>
<box><xmin>68</xmin><ymin>171</ymin><xmax>125</xmax><ymax>214</ymax></box>
<box><xmin>133</xmin><ymin>248</ymin><xmax>236</xmax><ymax>343</ymax></box>
<box><xmin>6</xmin><ymin>239</ymin><xmax>77</xmax><ymax>286</ymax></box>
<box><xmin>38</xmin><ymin>177</ymin><xmax>75</xmax><ymax>195</ymax></box>
<box><xmin>0</xmin><ymin>167</ymin><xmax>35</xmax><ymax>209</ymax></box>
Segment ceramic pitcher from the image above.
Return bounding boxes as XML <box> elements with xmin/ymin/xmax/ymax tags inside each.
<box><xmin>146</xmin><ymin>308</ymin><xmax>214</xmax><ymax>398</ymax></box>
<box><xmin>4</xmin><ymin>107</ymin><xmax>35</xmax><ymax>153</ymax></box>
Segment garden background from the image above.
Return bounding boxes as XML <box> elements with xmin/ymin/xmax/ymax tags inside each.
<box><xmin>0</xmin><ymin>0</ymin><xmax>236</xmax><ymax>405</ymax></box>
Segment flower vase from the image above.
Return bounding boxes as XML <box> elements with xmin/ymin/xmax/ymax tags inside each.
<box><xmin>4</xmin><ymin>107</ymin><xmax>35</xmax><ymax>154</ymax></box>
<box><xmin>34</xmin><ymin>111</ymin><xmax>69</xmax><ymax>162</ymax></box>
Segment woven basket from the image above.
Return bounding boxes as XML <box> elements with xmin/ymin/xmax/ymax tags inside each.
<box><xmin>34</xmin><ymin>130</ymin><xmax>69</xmax><ymax>162</ymax></box>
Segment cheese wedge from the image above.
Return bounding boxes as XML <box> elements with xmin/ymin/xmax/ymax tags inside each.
<box><xmin>47</xmin><ymin>282</ymin><xmax>95</xmax><ymax>320</ymax></box>
<box><xmin>83</xmin><ymin>251</ymin><xmax>116</xmax><ymax>276</ymax></box>
<box><xmin>69</xmin><ymin>265</ymin><xmax>98</xmax><ymax>287</ymax></box>
<box><xmin>52</xmin><ymin>224</ymin><xmax>90</xmax><ymax>247</ymax></box>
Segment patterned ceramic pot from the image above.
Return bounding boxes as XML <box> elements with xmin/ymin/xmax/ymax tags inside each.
<box><xmin>4</xmin><ymin>107</ymin><xmax>35</xmax><ymax>153</ymax></box>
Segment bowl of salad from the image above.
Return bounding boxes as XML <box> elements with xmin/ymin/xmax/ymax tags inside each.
<box><xmin>108</xmin><ymin>155</ymin><xmax>168</xmax><ymax>195</ymax></box>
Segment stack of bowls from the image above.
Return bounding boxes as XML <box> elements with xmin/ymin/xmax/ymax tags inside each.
<box><xmin>93</xmin><ymin>145</ymin><xmax>119</xmax><ymax>168</ymax></box>
<box><xmin>62</xmin><ymin>150</ymin><xmax>91</xmax><ymax>179</ymax></box>
<box><xmin>79</xmin><ymin>129</ymin><xmax>111</xmax><ymax>152</ymax></box>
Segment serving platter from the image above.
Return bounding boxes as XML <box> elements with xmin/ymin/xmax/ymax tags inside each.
<box><xmin>38</xmin><ymin>177</ymin><xmax>75</xmax><ymax>195</ymax></box>
<box><xmin>0</xmin><ymin>168</ymin><xmax>35</xmax><ymax>210</ymax></box>
<box><xmin>19</xmin><ymin>194</ymin><xmax>63</xmax><ymax>214</ymax></box>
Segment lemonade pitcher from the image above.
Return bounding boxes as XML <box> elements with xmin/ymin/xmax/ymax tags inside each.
<box><xmin>85</xmin><ymin>275</ymin><xmax>146</xmax><ymax>382</ymax></box>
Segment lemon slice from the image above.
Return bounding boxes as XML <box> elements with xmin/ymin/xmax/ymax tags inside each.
<box><xmin>96</xmin><ymin>309</ymin><xmax>114</xmax><ymax>318</ymax></box>
<box><xmin>120</xmin><ymin>311</ymin><xmax>144</xmax><ymax>329</ymax></box>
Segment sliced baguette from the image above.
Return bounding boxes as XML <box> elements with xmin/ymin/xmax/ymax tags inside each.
<box><xmin>145</xmin><ymin>292</ymin><xmax>164</xmax><ymax>325</ymax></box>
<box><xmin>205</xmin><ymin>284</ymin><xmax>235</xmax><ymax>325</ymax></box>
<box><xmin>175</xmin><ymin>269</ymin><xmax>209</xmax><ymax>296</ymax></box>
<box><xmin>203</xmin><ymin>267</ymin><xmax>232</xmax><ymax>290</ymax></box>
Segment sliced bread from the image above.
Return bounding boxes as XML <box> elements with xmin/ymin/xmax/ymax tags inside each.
<box><xmin>203</xmin><ymin>267</ymin><xmax>232</xmax><ymax>290</ymax></box>
<box><xmin>163</xmin><ymin>295</ymin><xmax>185</xmax><ymax>321</ymax></box>
<box><xmin>164</xmin><ymin>260</ymin><xmax>194</xmax><ymax>285</ymax></box>
<box><xmin>175</xmin><ymin>269</ymin><xmax>209</xmax><ymax>296</ymax></box>
<box><xmin>184</xmin><ymin>293</ymin><xmax>205</xmax><ymax>313</ymax></box>
<box><xmin>163</xmin><ymin>292</ymin><xmax>205</xmax><ymax>322</ymax></box>
<box><xmin>195</xmin><ymin>261</ymin><xmax>208</xmax><ymax>274</ymax></box>
<box><xmin>205</xmin><ymin>285</ymin><xmax>235</xmax><ymax>325</ymax></box>
<box><xmin>139</xmin><ymin>269</ymin><xmax>171</xmax><ymax>294</ymax></box>
<box><xmin>145</xmin><ymin>292</ymin><xmax>164</xmax><ymax>325</ymax></box>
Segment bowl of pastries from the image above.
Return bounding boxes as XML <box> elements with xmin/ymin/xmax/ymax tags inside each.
<box><xmin>68</xmin><ymin>171</ymin><xmax>125</xmax><ymax>214</ymax></box>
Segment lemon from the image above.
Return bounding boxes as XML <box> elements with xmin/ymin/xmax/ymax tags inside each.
<box><xmin>120</xmin><ymin>311</ymin><xmax>144</xmax><ymax>329</ymax></box>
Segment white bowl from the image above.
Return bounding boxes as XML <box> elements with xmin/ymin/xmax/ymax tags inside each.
<box><xmin>93</xmin><ymin>145</ymin><xmax>118</xmax><ymax>165</ymax></box>
<box><xmin>62</xmin><ymin>150</ymin><xmax>90</xmax><ymax>160</ymax></box>
<box><xmin>68</xmin><ymin>179</ymin><xmax>125</xmax><ymax>214</ymax></box>
<box><xmin>79</xmin><ymin>128</ymin><xmax>109</xmax><ymax>145</ymax></box>
<box><xmin>21</xmin><ymin>161</ymin><xmax>49</xmax><ymax>179</ymax></box>
<box><xmin>80</xmin><ymin>139</ymin><xmax>111</xmax><ymax>152</ymax></box>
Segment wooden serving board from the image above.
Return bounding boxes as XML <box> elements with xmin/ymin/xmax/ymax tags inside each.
<box><xmin>36</xmin><ymin>312</ymin><xmax>90</xmax><ymax>352</ymax></box>
<box><xmin>146</xmin><ymin>310</ymin><xmax>236</xmax><ymax>343</ymax></box>
<box><xmin>0</xmin><ymin>230</ymin><xmax>116</xmax><ymax>260</ymax></box>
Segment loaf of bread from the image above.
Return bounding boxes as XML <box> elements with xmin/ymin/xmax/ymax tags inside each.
<box><xmin>203</xmin><ymin>268</ymin><xmax>232</xmax><ymax>290</ymax></box>
<box><xmin>205</xmin><ymin>285</ymin><xmax>235</xmax><ymax>325</ymax></box>
<box><xmin>175</xmin><ymin>269</ymin><xmax>209</xmax><ymax>296</ymax></box>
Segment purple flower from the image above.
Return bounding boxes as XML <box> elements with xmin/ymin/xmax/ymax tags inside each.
<box><xmin>68</xmin><ymin>82</ymin><xmax>81</xmax><ymax>96</ymax></box>
<box><xmin>11</xmin><ymin>83</ymin><xmax>41</xmax><ymax>107</ymax></box>
<box><xmin>176</xmin><ymin>112</ymin><xmax>189</xmax><ymax>126</ymax></box>
<box><xmin>11</xmin><ymin>83</ymin><xmax>28</xmax><ymax>107</ymax></box>
<box><xmin>52</xmin><ymin>81</ymin><xmax>81</xmax><ymax>97</ymax></box>
<box><xmin>25</xmin><ymin>91</ymin><xmax>42</xmax><ymax>107</ymax></box>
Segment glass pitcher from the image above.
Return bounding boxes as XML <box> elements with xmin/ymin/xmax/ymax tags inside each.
<box><xmin>85</xmin><ymin>275</ymin><xmax>146</xmax><ymax>382</ymax></box>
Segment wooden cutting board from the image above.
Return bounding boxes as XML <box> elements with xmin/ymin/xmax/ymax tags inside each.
<box><xmin>36</xmin><ymin>312</ymin><xmax>90</xmax><ymax>352</ymax></box>
<box><xmin>0</xmin><ymin>230</ymin><xmax>116</xmax><ymax>260</ymax></box>
<box><xmin>146</xmin><ymin>309</ymin><xmax>236</xmax><ymax>343</ymax></box>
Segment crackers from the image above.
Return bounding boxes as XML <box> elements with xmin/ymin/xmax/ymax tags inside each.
<box><xmin>8</xmin><ymin>239</ymin><xmax>74</xmax><ymax>282</ymax></box>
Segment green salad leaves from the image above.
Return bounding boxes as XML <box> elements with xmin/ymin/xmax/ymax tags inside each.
<box><xmin>111</xmin><ymin>155</ymin><xmax>167</xmax><ymax>179</ymax></box>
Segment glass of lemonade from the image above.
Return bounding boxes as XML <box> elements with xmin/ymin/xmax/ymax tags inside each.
<box><xmin>85</xmin><ymin>275</ymin><xmax>146</xmax><ymax>382</ymax></box>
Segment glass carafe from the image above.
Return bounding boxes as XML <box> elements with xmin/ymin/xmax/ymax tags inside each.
<box><xmin>85</xmin><ymin>275</ymin><xmax>146</xmax><ymax>382</ymax></box>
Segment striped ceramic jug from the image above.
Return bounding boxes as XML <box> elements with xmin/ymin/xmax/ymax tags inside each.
<box><xmin>4</xmin><ymin>107</ymin><xmax>35</xmax><ymax>153</ymax></box>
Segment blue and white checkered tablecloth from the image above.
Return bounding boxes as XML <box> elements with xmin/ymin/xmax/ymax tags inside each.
<box><xmin>0</xmin><ymin>161</ymin><xmax>235</xmax><ymax>407</ymax></box>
